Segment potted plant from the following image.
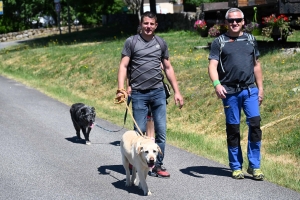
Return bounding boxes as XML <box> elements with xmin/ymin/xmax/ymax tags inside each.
<box><xmin>261</xmin><ymin>14</ymin><xmax>293</xmax><ymax>42</ymax></box>
<box><xmin>244</xmin><ymin>22</ymin><xmax>261</xmax><ymax>35</ymax></box>
<box><xmin>208</xmin><ymin>24</ymin><xmax>228</xmax><ymax>37</ymax></box>
<box><xmin>194</xmin><ymin>19</ymin><xmax>208</xmax><ymax>37</ymax></box>
<box><xmin>244</xmin><ymin>7</ymin><xmax>261</xmax><ymax>36</ymax></box>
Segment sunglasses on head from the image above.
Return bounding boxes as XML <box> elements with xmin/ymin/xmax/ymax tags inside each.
<box><xmin>227</xmin><ymin>18</ymin><xmax>243</xmax><ymax>23</ymax></box>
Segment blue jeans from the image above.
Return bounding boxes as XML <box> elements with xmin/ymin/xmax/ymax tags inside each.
<box><xmin>222</xmin><ymin>87</ymin><xmax>262</xmax><ymax>170</ymax></box>
<box><xmin>131</xmin><ymin>87</ymin><xmax>167</xmax><ymax>166</ymax></box>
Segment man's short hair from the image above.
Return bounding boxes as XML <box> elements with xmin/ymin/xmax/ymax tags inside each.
<box><xmin>141</xmin><ymin>11</ymin><xmax>157</xmax><ymax>23</ymax></box>
<box><xmin>225</xmin><ymin>8</ymin><xmax>244</xmax><ymax>19</ymax></box>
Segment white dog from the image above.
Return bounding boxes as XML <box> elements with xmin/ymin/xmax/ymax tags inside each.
<box><xmin>120</xmin><ymin>130</ymin><xmax>162</xmax><ymax>196</ymax></box>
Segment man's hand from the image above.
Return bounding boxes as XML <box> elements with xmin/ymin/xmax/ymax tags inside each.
<box><xmin>114</xmin><ymin>89</ymin><xmax>128</xmax><ymax>104</ymax></box>
<box><xmin>174</xmin><ymin>93</ymin><xmax>184</xmax><ymax>109</ymax></box>
<box><xmin>215</xmin><ymin>84</ymin><xmax>227</xmax><ymax>99</ymax></box>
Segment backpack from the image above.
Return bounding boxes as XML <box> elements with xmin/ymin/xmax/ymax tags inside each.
<box><xmin>217</xmin><ymin>33</ymin><xmax>256</xmax><ymax>73</ymax></box>
<box><xmin>128</xmin><ymin>34</ymin><xmax>171</xmax><ymax>99</ymax></box>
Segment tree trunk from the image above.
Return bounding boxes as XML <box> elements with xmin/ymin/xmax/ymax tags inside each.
<box><xmin>150</xmin><ymin>0</ymin><xmax>156</xmax><ymax>14</ymax></box>
<box><xmin>140</xmin><ymin>0</ymin><xmax>144</xmax><ymax>15</ymax></box>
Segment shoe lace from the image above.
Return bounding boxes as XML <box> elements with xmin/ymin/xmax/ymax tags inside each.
<box><xmin>233</xmin><ymin>170</ymin><xmax>242</xmax><ymax>175</ymax></box>
<box><xmin>254</xmin><ymin>169</ymin><xmax>263</xmax><ymax>175</ymax></box>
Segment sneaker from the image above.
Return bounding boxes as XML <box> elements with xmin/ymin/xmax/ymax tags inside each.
<box><xmin>149</xmin><ymin>165</ymin><xmax>170</xmax><ymax>178</ymax></box>
<box><xmin>247</xmin><ymin>167</ymin><xmax>264</xmax><ymax>180</ymax></box>
<box><xmin>232</xmin><ymin>169</ymin><xmax>244</xmax><ymax>179</ymax></box>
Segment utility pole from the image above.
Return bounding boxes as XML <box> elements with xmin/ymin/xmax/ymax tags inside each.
<box><xmin>67</xmin><ymin>0</ymin><xmax>71</xmax><ymax>33</ymax></box>
<box><xmin>54</xmin><ymin>0</ymin><xmax>61</xmax><ymax>35</ymax></box>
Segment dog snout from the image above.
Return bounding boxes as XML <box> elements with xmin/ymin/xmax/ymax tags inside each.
<box><xmin>149</xmin><ymin>157</ymin><xmax>155</xmax><ymax>164</ymax></box>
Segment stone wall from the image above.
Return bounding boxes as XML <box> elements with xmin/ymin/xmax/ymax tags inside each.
<box><xmin>0</xmin><ymin>25</ymin><xmax>84</xmax><ymax>42</ymax></box>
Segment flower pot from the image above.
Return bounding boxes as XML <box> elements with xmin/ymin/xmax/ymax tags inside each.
<box><xmin>271</xmin><ymin>27</ymin><xmax>288</xmax><ymax>42</ymax></box>
<box><xmin>252</xmin><ymin>28</ymin><xmax>261</xmax><ymax>36</ymax></box>
<box><xmin>198</xmin><ymin>29</ymin><xmax>208</xmax><ymax>37</ymax></box>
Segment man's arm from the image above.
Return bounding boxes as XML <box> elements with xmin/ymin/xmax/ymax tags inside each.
<box><xmin>162</xmin><ymin>58</ymin><xmax>184</xmax><ymax>109</ymax></box>
<box><xmin>117</xmin><ymin>55</ymin><xmax>130</xmax><ymax>95</ymax></box>
<box><xmin>208</xmin><ymin>59</ymin><xmax>227</xmax><ymax>99</ymax></box>
<box><xmin>254</xmin><ymin>59</ymin><xmax>264</xmax><ymax>105</ymax></box>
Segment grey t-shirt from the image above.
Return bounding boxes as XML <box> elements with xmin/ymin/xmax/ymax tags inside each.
<box><xmin>209</xmin><ymin>33</ymin><xmax>260</xmax><ymax>94</ymax></box>
<box><xmin>122</xmin><ymin>34</ymin><xmax>169</xmax><ymax>90</ymax></box>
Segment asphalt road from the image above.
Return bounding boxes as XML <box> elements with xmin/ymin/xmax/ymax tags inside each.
<box><xmin>0</xmin><ymin>40</ymin><xmax>26</xmax><ymax>50</ymax></box>
<box><xmin>1</xmin><ymin>39</ymin><xmax>300</xmax><ymax>199</ymax></box>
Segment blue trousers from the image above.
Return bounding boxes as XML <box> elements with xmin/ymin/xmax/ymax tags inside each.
<box><xmin>222</xmin><ymin>87</ymin><xmax>262</xmax><ymax>170</ymax></box>
<box><xmin>131</xmin><ymin>87</ymin><xmax>167</xmax><ymax>166</ymax></box>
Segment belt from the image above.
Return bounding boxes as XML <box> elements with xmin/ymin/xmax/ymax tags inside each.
<box><xmin>223</xmin><ymin>83</ymin><xmax>254</xmax><ymax>88</ymax></box>
<box><xmin>132</xmin><ymin>87</ymin><xmax>162</xmax><ymax>93</ymax></box>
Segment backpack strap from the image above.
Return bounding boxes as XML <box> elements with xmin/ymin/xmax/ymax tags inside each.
<box><xmin>154</xmin><ymin>35</ymin><xmax>166</xmax><ymax>60</ymax></box>
<box><xmin>130</xmin><ymin>34</ymin><xmax>139</xmax><ymax>55</ymax></box>
<box><xmin>154</xmin><ymin>35</ymin><xmax>168</xmax><ymax>84</ymax></box>
<box><xmin>244</xmin><ymin>32</ymin><xmax>257</xmax><ymax>64</ymax></box>
<box><xmin>128</xmin><ymin>34</ymin><xmax>139</xmax><ymax>86</ymax></box>
<box><xmin>217</xmin><ymin>34</ymin><xmax>229</xmax><ymax>73</ymax></box>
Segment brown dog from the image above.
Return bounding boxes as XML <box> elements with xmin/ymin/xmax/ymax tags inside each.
<box><xmin>120</xmin><ymin>130</ymin><xmax>162</xmax><ymax>196</ymax></box>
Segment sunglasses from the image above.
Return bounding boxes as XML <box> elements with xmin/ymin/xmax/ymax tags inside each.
<box><xmin>227</xmin><ymin>18</ymin><xmax>243</xmax><ymax>23</ymax></box>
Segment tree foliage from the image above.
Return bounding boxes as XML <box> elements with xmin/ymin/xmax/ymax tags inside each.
<box><xmin>0</xmin><ymin>0</ymin><xmax>126</xmax><ymax>33</ymax></box>
<box><xmin>123</xmin><ymin>0</ymin><xmax>143</xmax><ymax>22</ymax></box>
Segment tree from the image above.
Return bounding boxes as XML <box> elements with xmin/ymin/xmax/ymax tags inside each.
<box><xmin>149</xmin><ymin>0</ymin><xmax>156</xmax><ymax>14</ymax></box>
<box><xmin>123</xmin><ymin>0</ymin><xmax>143</xmax><ymax>22</ymax></box>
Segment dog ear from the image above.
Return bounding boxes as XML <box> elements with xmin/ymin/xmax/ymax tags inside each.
<box><xmin>81</xmin><ymin>108</ymin><xmax>86</xmax><ymax>115</ymax></box>
<box><xmin>91</xmin><ymin>107</ymin><xmax>95</xmax><ymax>112</ymax></box>
<box><xmin>136</xmin><ymin>141</ymin><xmax>143</xmax><ymax>154</ymax></box>
<box><xmin>137</xmin><ymin>146</ymin><xmax>143</xmax><ymax>154</ymax></box>
<box><xmin>157</xmin><ymin>145</ymin><xmax>163</xmax><ymax>155</ymax></box>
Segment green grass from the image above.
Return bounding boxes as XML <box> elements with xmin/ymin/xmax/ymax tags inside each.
<box><xmin>1</xmin><ymin>26</ymin><xmax>300</xmax><ymax>193</ymax></box>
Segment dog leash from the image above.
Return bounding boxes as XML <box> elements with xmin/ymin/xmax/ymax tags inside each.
<box><xmin>93</xmin><ymin>96</ymin><xmax>132</xmax><ymax>133</ymax></box>
<box><xmin>114</xmin><ymin>89</ymin><xmax>144</xmax><ymax>136</ymax></box>
<box><xmin>93</xmin><ymin>122</ymin><xmax>124</xmax><ymax>132</ymax></box>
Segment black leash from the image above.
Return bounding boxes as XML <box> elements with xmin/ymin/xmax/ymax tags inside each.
<box><xmin>93</xmin><ymin>96</ymin><xmax>132</xmax><ymax>133</ymax></box>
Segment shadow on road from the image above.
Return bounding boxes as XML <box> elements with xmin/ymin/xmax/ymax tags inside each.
<box><xmin>98</xmin><ymin>164</ymin><xmax>124</xmax><ymax>175</ymax></box>
<box><xmin>65</xmin><ymin>136</ymin><xmax>86</xmax><ymax>144</ymax></box>
<box><xmin>180</xmin><ymin>166</ymin><xmax>232</xmax><ymax>178</ymax></box>
<box><xmin>98</xmin><ymin>164</ymin><xmax>144</xmax><ymax>196</ymax></box>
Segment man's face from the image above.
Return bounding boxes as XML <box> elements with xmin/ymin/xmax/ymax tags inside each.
<box><xmin>226</xmin><ymin>11</ymin><xmax>244</xmax><ymax>34</ymax></box>
<box><xmin>141</xmin><ymin>16</ymin><xmax>157</xmax><ymax>36</ymax></box>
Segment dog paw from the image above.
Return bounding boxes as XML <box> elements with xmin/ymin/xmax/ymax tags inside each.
<box><xmin>85</xmin><ymin>141</ymin><xmax>91</xmax><ymax>145</ymax></box>
<box><xmin>125</xmin><ymin>182</ymin><xmax>132</xmax><ymax>187</ymax></box>
<box><xmin>145</xmin><ymin>191</ymin><xmax>152</xmax><ymax>196</ymax></box>
<box><xmin>134</xmin><ymin>179</ymin><xmax>140</xmax><ymax>187</ymax></box>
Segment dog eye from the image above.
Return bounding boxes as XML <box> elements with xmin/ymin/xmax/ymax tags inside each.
<box><xmin>144</xmin><ymin>151</ymin><xmax>149</xmax><ymax>153</ymax></box>
<box><xmin>153</xmin><ymin>150</ymin><xmax>156</xmax><ymax>153</ymax></box>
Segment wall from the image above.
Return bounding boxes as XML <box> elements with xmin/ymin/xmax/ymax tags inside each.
<box><xmin>0</xmin><ymin>25</ymin><xmax>84</xmax><ymax>42</ymax></box>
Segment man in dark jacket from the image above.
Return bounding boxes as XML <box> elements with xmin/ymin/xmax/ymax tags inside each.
<box><xmin>208</xmin><ymin>8</ymin><xmax>264</xmax><ymax>180</ymax></box>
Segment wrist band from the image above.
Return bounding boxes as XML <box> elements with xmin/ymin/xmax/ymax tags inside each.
<box><xmin>213</xmin><ymin>80</ymin><xmax>221</xmax><ymax>87</ymax></box>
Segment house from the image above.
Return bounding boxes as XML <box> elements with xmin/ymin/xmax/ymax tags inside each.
<box><xmin>143</xmin><ymin>0</ymin><xmax>184</xmax><ymax>14</ymax></box>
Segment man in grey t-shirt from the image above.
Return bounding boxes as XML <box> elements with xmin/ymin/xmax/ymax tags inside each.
<box><xmin>116</xmin><ymin>11</ymin><xmax>184</xmax><ymax>178</ymax></box>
